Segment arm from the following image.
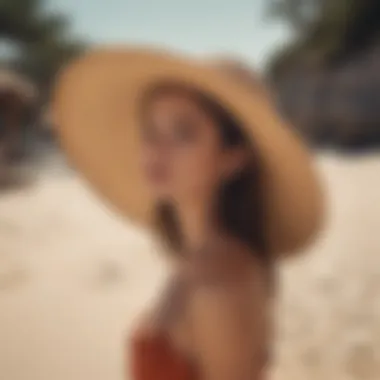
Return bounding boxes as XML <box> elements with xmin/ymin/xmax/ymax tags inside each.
<box><xmin>189</xmin><ymin>268</ymin><xmax>270</xmax><ymax>380</ymax></box>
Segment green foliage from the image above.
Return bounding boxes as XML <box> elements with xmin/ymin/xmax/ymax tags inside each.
<box><xmin>0</xmin><ymin>0</ymin><xmax>86</xmax><ymax>96</ymax></box>
<box><xmin>266</xmin><ymin>0</ymin><xmax>380</xmax><ymax>79</ymax></box>
<box><xmin>267</xmin><ymin>0</ymin><xmax>322</xmax><ymax>33</ymax></box>
<box><xmin>266</xmin><ymin>0</ymin><xmax>380</xmax><ymax>148</ymax></box>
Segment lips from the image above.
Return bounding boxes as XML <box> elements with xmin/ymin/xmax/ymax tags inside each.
<box><xmin>145</xmin><ymin>164</ymin><xmax>169</xmax><ymax>184</ymax></box>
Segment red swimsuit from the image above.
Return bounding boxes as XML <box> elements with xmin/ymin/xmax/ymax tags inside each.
<box><xmin>131</xmin><ymin>331</ymin><xmax>197</xmax><ymax>380</ymax></box>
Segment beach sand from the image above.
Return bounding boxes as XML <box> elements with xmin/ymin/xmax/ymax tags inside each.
<box><xmin>1</xmin><ymin>153</ymin><xmax>380</xmax><ymax>380</ymax></box>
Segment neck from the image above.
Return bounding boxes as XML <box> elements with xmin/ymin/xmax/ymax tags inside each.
<box><xmin>176</xmin><ymin>196</ymin><xmax>217</xmax><ymax>254</ymax></box>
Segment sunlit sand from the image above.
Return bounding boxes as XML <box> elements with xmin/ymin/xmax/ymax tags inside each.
<box><xmin>1</xmin><ymin>152</ymin><xmax>380</xmax><ymax>380</ymax></box>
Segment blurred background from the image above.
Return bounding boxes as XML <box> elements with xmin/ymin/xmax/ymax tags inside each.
<box><xmin>1</xmin><ymin>1</ymin><xmax>380</xmax><ymax>379</ymax></box>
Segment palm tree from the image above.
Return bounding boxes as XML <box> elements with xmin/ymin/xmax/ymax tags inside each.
<box><xmin>266</xmin><ymin>0</ymin><xmax>380</xmax><ymax>149</ymax></box>
<box><xmin>1</xmin><ymin>0</ymin><xmax>86</xmax><ymax>96</ymax></box>
<box><xmin>0</xmin><ymin>0</ymin><xmax>86</xmax><ymax>168</ymax></box>
<box><xmin>266</xmin><ymin>0</ymin><xmax>379</xmax><ymax>78</ymax></box>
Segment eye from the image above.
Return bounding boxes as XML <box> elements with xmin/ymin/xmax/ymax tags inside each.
<box><xmin>173</xmin><ymin>118</ymin><xmax>196</xmax><ymax>143</ymax></box>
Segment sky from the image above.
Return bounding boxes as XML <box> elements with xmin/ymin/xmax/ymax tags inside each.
<box><xmin>44</xmin><ymin>0</ymin><xmax>293</xmax><ymax>70</ymax></box>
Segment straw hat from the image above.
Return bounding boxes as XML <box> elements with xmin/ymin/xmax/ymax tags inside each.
<box><xmin>53</xmin><ymin>46</ymin><xmax>324</xmax><ymax>257</ymax></box>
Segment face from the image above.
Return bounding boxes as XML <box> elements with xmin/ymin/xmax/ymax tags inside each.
<box><xmin>140</xmin><ymin>89</ymin><xmax>245</xmax><ymax>204</ymax></box>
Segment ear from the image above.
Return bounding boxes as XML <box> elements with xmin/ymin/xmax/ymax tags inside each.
<box><xmin>221</xmin><ymin>148</ymin><xmax>248</xmax><ymax>180</ymax></box>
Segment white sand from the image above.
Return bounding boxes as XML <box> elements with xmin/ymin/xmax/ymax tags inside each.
<box><xmin>1</xmin><ymin>153</ymin><xmax>380</xmax><ymax>380</ymax></box>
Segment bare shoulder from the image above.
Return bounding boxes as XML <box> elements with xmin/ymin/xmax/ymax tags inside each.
<box><xmin>188</xmin><ymin>236</ymin><xmax>271</xmax><ymax>330</ymax></box>
<box><xmin>188</xmin><ymin>238</ymin><xmax>272</xmax><ymax>378</ymax></box>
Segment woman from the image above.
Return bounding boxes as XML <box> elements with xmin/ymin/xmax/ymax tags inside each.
<box><xmin>53</xmin><ymin>47</ymin><xmax>324</xmax><ymax>380</ymax></box>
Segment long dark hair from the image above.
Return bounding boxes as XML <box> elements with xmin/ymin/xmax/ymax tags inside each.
<box><xmin>140</xmin><ymin>82</ymin><xmax>270</xmax><ymax>265</ymax></box>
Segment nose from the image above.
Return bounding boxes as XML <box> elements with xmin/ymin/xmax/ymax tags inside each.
<box><xmin>146</xmin><ymin>136</ymin><xmax>173</xmax><ymax>164</ymax></box>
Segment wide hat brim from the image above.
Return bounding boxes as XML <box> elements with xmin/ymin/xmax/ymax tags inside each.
<box><xmin>53</xmin><ymin>46</ymin><xmax>324</xmax><ymax>257</ymax></box>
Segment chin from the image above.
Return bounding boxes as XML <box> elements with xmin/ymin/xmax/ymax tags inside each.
<box><xmin>151</xmin><ymin>191</ymin><xmax>173</xmax><ymax>204</ymax></box>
